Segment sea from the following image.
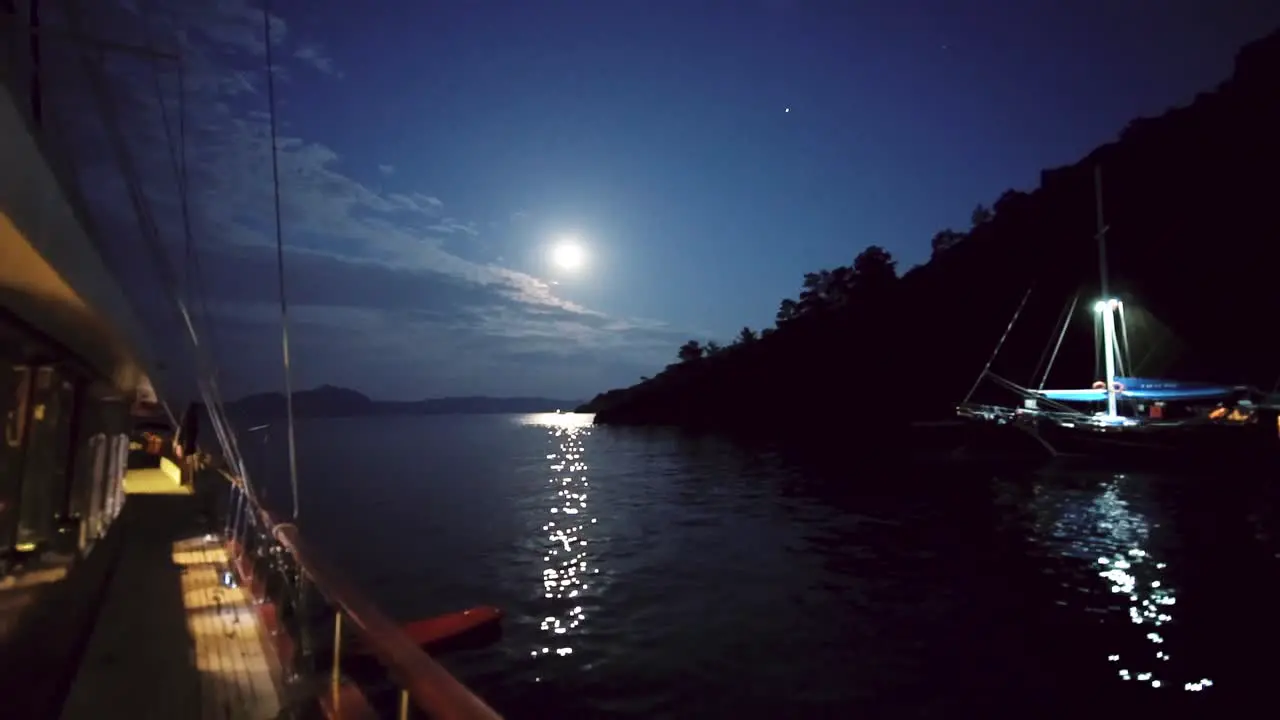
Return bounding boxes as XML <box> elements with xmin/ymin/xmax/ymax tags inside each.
<box><xmin>247</xmin><ymin>413</ymin><xmax>1280</xmax><ymax>718</ymax></box>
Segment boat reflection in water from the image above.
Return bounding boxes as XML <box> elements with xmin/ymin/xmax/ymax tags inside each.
<box><xmin>518</xmin><ymin>413</ymin><xmax>598</xmax><ymax>678</ymax></box>
<box><xmin>1013</xmin><ymin>472</ymin><xmax>1214</xmax><ymax>694</ymax></box>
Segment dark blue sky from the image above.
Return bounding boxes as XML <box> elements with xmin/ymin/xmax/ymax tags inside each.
<box><xmin>109</xmin><ymin>0</ymin><xmax>1280</xmax><ymax>401</ymax></box>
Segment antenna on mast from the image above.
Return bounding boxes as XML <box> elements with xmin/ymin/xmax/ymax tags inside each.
<box><xmin>1094</xmin><ymin>164</ymin><xmax>1108</xmax><ymax>299</ymax></box>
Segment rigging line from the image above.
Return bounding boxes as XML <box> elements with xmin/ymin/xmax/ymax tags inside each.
<box><xmin>138</xmin><ymin>0</ymin><xmax>187</xmax><ymax>307</ymax></box>
<box><xmin>138</xmin><ymin>5</ymin><xmax>216</xmax><ymax>395</ymax></box>
<box><xmin>961</xmin><ymin>282</ymin><xmax>1035</xmax><ymax>405</ymax></box>
<box><xmin>263</xmin><ymin>0</ymin><xmax>301</xmax><ymax>523</ymax></box>
<box><xmin>172</xmin><ymin>64</ymin><xmax>244</xmax><ymax>482</ymax></box>
<box><xmin>1029</xmin><ymin>292</ymin><xmax>1073</xmax><ymax>388</ymax></box>
<box><xmin>135</xmin><ymin>6</ymin><xmax>218</xmax><ymax>382</ymax></box>
<box><xmin>174</xmin><ymin>59</ymin><xmax>248</xmax><ymax>484</ymax></box>
<box><xmin>64</xmin><ymin>3</ymin><xmax>250</xmax><ymax>483</ymax></box>
<box><xmin>1038</xmin><ymin>293</ymin><xmax>1078</xmax><ymax>391</ymax></box>
<box><xmin>985</xmin><ymin>372</ymin><xmax>1085</xmax><ymax>416</ymax></box>
<box><xmin>132</xmin><ymin>3</ymin><xmax>246</xmax><ymax>484</ymax></box>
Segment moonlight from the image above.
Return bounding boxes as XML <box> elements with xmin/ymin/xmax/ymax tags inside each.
<box><xmin>551</xmin><ymin>241</ymin><xmax>586</xmax><ymax>271</ymax></box>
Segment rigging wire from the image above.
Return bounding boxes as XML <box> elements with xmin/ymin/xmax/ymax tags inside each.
<box><xmin>262</xmin><ymin>0</ymin><xmax>301</xmax><ymax>523</ymax></box>
<box><xmin>984</xmin><ymin>371</ymin><xmax>1087</xmax><ymax>417</ymax></box>
<box><xmin>1038</xmin><ymin>293</ymin><xmax>1077</xmax><ymax>391</ymax></box>
<box><xmin>961</xmin><ymin>282</ymin><xmax>1035</xmax><ymax>405</ymax></box>
<box><xmin>135</xmin><ymin>0</ymin><xmax>247</xmax><ymax>487</ymax></box>
<box><xmin>173</xmin><ymin>60</ymin><xmax>246</xmax><ymax>485</ymax></box>
<box><xmin>62</xmin><ymin>0</ymin><xmax>249</xmax><ymax>482</ymax></box>
<box><xmin>1029</xmin><ymin>292</ymin><xmax>1075</xmax><ymax>390</ymax></box>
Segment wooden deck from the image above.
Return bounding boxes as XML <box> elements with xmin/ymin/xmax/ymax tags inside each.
<box><xmin>59</xmin><ymin>492</ymin><xmax>284</xmax><ymax>720</ymax></box>
<box><xmin>122</xmin><ymin>457</ymin><xmax>193</xmax><ymax>495</ymax></box>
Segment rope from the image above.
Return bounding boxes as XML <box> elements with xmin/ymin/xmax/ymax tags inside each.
<box><xmin>984</xmin><ymin>372</ymin><xmax>1086</xmax><ymax>416</ymax></box>
<box><xmin>54</xmin><ymin>0</ymin><xmax>254</xmax><ymax>489</ymax></box>
<box><xmin>962</xmin><ymin>283</ymin><xmax>1035</xmax><ymax>405</ymax></box>
<box><xmin>263</xmin><ymin>0</ymin><xmax>301</xmax><ymax>524</ymax></box>
<box><xmin>134</xmin><ymin>0</ymin><xmax>249</xmax><ymax>489</ymax></box>
<box><xmin>1039</xmin><ymin>293</ymin><xmax>1077</xmax><ymax>391</ymax></box>
<box><xmin>1031</xmin><ymin>292</ymin><xmax>1076</xmax><ymax>390</ymax></box>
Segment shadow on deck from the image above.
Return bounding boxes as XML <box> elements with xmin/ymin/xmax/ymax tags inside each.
<box><xmin>59</xmin><ymin>492</ymin><xmax>282</xmax><ymax>720</ymax></box>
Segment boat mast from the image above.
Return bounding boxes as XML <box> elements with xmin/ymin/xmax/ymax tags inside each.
<box><xmin>1094</xmin><ymin>165</ymin><xmax>1119</xmax><ymax>419</ymax></box>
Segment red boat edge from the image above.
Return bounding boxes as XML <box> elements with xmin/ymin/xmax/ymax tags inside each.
<box><xmin>354</xmin><ymin>605</ymin><xmax>505</xmax><ymax>656</ymax></box>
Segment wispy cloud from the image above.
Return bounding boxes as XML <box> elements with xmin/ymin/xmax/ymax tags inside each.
<box><xmin>294</xmin><ymin>43</ymin><xmax>341</xmax><ymax>78</ymax></box>
<box><xmin>64</xmin><ymin>0</ymin><xmax>684</xmax><ymax>398</ymax></box>
<box><xmin>429</xmin><ymin>218</ymin><xmax>480</xmax><ymax>236</ymax></box>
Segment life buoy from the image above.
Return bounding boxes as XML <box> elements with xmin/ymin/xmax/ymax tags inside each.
<box><xmin>1091</xmin><ymin>380</ymin><xmax>1125</xmax><ymax>392</ymax></box>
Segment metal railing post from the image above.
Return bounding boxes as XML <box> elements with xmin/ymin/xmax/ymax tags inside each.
<box><xmin>330</xmin><ymin>612</ymin><xmax>342</xmax><ymax>710</ymax></box>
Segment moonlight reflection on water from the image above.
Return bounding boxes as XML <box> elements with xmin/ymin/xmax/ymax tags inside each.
<box><xmin>521</xmin><ymin>413</ymin><xmax>598</xmax><ymax>679</ymax></box>
<box><xmin>1023</xmin><ymin>474</ymin><xmax>1215</xmax><ymax>693</ymax></box>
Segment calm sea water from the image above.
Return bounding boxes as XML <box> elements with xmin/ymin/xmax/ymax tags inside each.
<box><xmin>247</xmin><ymin>413</ymin><xmax>1280</xmax><ymax>718</ymax></box>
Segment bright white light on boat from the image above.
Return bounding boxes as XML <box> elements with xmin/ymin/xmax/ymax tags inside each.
<box><xmin>1094</xmin><ymin>298</ymin><xmax>1120</xmax><ymax>312</ymax></box>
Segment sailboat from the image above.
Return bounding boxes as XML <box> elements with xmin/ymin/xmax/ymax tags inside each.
<box><xmin>955</xmin><ymin>167</ymin><xmax>1280</xmax><ymax>467</ymax></box>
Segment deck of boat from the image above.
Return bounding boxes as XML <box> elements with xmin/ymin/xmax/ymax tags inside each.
<box><xmin>58</xmin><ymin>483</ymin><xmax>284</xmax><ymax>720</ymax></box>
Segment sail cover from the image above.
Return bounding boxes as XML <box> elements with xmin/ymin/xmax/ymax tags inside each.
<box><xmin>1038</xmin><ymin>377</ymin><xmax>1239</xmax><ymax>402</ymax></box>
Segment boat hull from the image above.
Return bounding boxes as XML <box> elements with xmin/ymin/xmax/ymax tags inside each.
<box><xmin>958</xmin><ymin>410</ymin><xmax>1280</xmax><ymax>472</ymax></box>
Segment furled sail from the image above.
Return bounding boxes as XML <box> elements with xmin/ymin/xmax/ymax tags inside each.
<box><xmin>1038</xmin><ymin>377</ymin><xmax>1239</xmax><ymax>402</ymax></box>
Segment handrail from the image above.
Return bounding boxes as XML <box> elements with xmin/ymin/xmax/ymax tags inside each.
<box><xmin>273</xmin><ymin>523</ymin><xmax>502</xmax><ymax>720</ymax></box>
<box><xmin>218</xmin><ymin>469</ymin><xmax>502</xmax><ymax>720</ymax></box>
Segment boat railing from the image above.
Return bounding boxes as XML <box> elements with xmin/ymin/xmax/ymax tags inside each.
<box><xmin>213</xmin><ymin>467</ymin><xmax>502</xmax><ymax>720</ymax></box>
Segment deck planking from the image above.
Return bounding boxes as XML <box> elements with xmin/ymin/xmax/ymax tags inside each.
<box><xmin>59</xmin><ymin>493</ymin><xmax>283</xmax><ymax>720</ymax></box>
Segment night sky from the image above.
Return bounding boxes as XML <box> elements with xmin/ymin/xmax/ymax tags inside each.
<box><xmin>110</xmin><ymin>0</ymin><xmax>1280</xmax><ymax>401</ymax></box>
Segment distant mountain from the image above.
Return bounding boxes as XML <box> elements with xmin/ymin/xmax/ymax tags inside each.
<box><xmin>228</xmin><ymin>385</ymin><xmax>582</xmax><ymax>419</ymax></box>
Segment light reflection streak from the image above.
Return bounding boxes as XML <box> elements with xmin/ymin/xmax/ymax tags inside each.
<box><xmin>1028</xmin><ymin>475</ymin><xmax>1213</xmax><ymax>693</ymax></box>
<box><xmin>520</xmin><ymin>413</ymin><xmax>597</xmax><ymax>672</ymax></box>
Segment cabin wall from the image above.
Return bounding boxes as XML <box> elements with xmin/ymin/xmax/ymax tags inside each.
<box><xmin>0</xmin><ymin>10</ymin><xmax>158</xmax><ymax>400</ymax></box>
<box><xmin>0</xmin><ymin>323</ymin><xmax>135</xmax><ymax>719</ymax></box>
<box><xmin>0</xmin><ymin>14</ymin><xmax>154</xmax><ymax>714</ymax></box>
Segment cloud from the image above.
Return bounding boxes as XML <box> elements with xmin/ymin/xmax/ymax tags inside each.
<box><xmin>294</xmin><ymin>44</ymin><xmax>341</xmax><ymax>78</ymax></box>
<box><xmin>55</xmin><ymin>0</ymin><xmax>687</xmax><ymax>400</ymax></box>
<box><xmin>428</xmin><ymin>218</ymin><xmax>480</xmax><ymax>236</ymax></box>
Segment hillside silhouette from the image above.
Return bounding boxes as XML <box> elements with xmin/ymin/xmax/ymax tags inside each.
<box><xmin>230</xmin><ymin>385</ymin><xmax>580</xmax><ymax>420</ymax></box>
<box><xmin>580</xmin><ymin>29</ymin><xmax>1280</xmax><ymax>444</ymax></box>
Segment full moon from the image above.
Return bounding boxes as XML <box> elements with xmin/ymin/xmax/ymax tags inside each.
<box><xmin>551</xmin><ymin>241</ymin><xmax>586</xmax><ymax>271</ymax></box>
